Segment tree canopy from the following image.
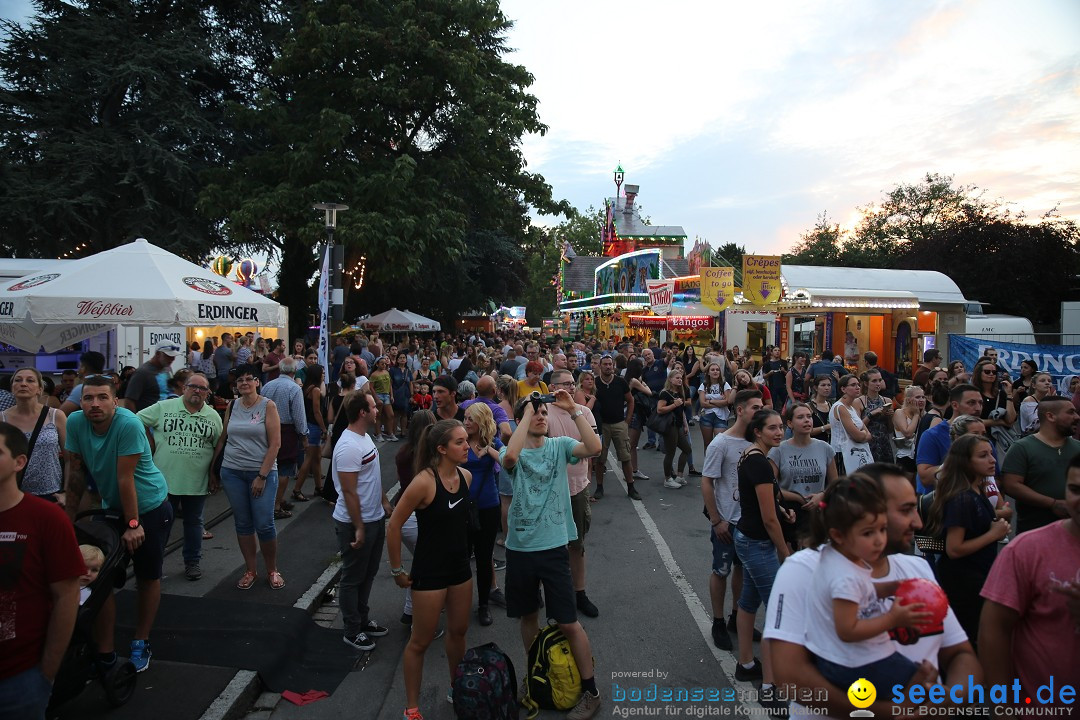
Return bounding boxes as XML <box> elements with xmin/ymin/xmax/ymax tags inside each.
<box><xmin>784</xmin><ymin>174</ymin><xmax>1080</xmax><ymax>325</ymax></box>
<box><xmin>1</xmin><ymin>0</ymin><xmax>567</xmax><ymax>337</ymax></box>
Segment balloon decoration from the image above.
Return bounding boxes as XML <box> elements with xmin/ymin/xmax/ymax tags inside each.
<box><xmin>211</xmin><ymin>256</ymin><xmax>233</xmax><ymax>278</ymax></box>
<box><xmin>234</xmin><ymin>258</ymin><xmax>259</xmax><ymax>286</ymax></box>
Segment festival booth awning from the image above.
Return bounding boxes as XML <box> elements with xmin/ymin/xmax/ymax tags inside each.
<box><xmin>358</xmin><ymin>308</ymin><xmax>441</xmax><ymax>332</ymax></box>
<box><xmin>0</xmin><ymin>238</ymin><xmax>288</xmax><ymax>339</ymax></box>
<box><xmin>0</xmin><ymin>320</ymin><xmax>109</xmax><ymax>354</ymax></box>
<box><xmin>777</xmin><ymin>287</ymin><xmax>920</xmax><ymax>311</ymax></box>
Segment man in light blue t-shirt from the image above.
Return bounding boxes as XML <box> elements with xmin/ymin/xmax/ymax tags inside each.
<box><xmin>500</xmin><ymin>391</ymin><xmax>603</xmax><ymax>719</ymax></box>
<box><xmin>65</xmin><ymin>376</ymin><xmax>172</xmax><ymax>674</ymax></box>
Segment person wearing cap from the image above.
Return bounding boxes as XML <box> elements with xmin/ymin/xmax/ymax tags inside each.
<box><xmin>122</xmin><ymin>341</ymin><xmax>181</xmax><ymax>412</ymax></box>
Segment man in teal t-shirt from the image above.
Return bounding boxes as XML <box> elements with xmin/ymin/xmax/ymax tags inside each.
<box><xmin>137</xmin><ymin>372</ymin><xmax>222</xmax><ymax>581</ymax></box>
<box><xmin>500</xmin><ymin>391</ymin><xmax>603</xmax><ymax>719</ymax></box>
<box><xmin>65</xmin><ymin>376</ymin><xmax>172</xmax><ymax>674</ymax></box>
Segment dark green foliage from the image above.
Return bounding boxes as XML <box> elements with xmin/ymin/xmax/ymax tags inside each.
<box><xmin>784</xmin><ymin>174</ymin><xmax>1080</xmax><ymax>324</ymax></box>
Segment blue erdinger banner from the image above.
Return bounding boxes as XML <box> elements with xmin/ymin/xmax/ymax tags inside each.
<box><xmin>949</xmin><ymin>334</ymin><xmax>1080</xmax><ymax>395</ymax></box>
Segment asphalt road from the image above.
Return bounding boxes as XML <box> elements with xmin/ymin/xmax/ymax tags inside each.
<box><xmin>50</xmin><ymin>426</ymin><xmax>771</xmax><ymax>720</ymax></box>
<box><xmin>266</xmin><ymin>427</ymin><xmax>770</xmax><ymax>720</ymax></box>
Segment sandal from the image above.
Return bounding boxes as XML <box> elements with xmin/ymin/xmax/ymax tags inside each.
<box><xmin>268</xmin><ymin>571</ymin><xmax>285</xmax><ymax>590</ymax></box>
<box><xmin>237</xmin><ymin>571</ymin><xmax>257</xmax><ymax>590</ymax></box>
<box><xmin>291</xmin><ymin>490</ymin><xmax>310</xmax><ymax>502</ymax></box>
<box><xmin>274</xmin><ymin>508</ymin><xmax>293</xmax><ymax>520</ymax></box>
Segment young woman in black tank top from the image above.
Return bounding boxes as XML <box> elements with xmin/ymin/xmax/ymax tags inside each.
<box><xmin>387</xmin><ymin>419</ymin><xmax>472</xmax><ymax>720</ymax></box>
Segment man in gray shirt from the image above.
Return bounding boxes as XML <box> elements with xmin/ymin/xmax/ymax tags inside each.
<box><xmin>262</xmin><ymin>358</ymin><xmax>307</xmax><ymax>517</ymax></box>
<box><xmin>213</xmin><ymin>333</ymin><xmax>235</xmax><ymax>393</ymax></box>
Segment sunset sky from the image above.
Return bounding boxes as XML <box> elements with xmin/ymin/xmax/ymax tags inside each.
<box><xmin>3</xmin><ymin>0</ymin><xmax>1077</xmax><ymax>257</ymax></box>
<box><xmin>501</xmin><ymin>0</ymin><xmax>1080</xmax><ymax>254</ymax></box>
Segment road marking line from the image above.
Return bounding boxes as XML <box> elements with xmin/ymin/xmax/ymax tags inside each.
<box><xmin>605</xmin><ymin>451</ymin><xmax>758</xmax><ymax>720</ymax></box>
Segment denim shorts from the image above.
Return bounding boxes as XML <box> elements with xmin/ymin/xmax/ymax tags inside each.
<box><xmin>709</xmin><ymin>527</ymin><xmax>741</xmax><ymax>577</ymax></box>
<box><xmin>0</xmin><ymin>665</ymin><xmax>52</xmax><ymax>720</ymax></box>
<box><xmin>306</xmin><ymin>424</ymin><xmax>323</xmax><ymax>444</ymax></box>
<box><xmin>376</xmin><ymin>392</ymin><xmax>391</xmax><ymax>405</ymax></box>
<box><xmin>734</xmin><ymin>528</ymin><xmax>780</xmax><ymax>613</ymax></box>
<box><xmin>698</xmin><ymin>413</ymin><xmax>728</xmax><ymax>430</ymax></box>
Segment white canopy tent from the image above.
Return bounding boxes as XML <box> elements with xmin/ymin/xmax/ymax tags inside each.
<box><xmin>358</xmin><ymin>308</ymin><xmax>441</xmax><ymax>332</ymax></box>
<box><xmin>0</xmin><ymin>238</ymin><xmax>287</xmax><ymax>359</ymax></box>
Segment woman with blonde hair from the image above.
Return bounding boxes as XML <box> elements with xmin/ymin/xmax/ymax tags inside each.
<box><xmin>892</xmin><ymin>384</ymin><xmax>925</xmax><ymax>476</ymax></box>
<box><xmin>1019</xmin><ymin>372</ymin><xmax>1053</xmax><ymax>434</ymax></box>
<box><xmin>463</xmin><ymin>402</ymin><xmax>504</xmax><ymax>626</ymax></box>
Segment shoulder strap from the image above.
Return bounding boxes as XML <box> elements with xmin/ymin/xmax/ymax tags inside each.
<box><xmin>17</xmin><ymin>405</ymin><xmax>51</xmax><ymax>490</ymax></box>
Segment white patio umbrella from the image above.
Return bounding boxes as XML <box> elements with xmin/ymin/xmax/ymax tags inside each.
<box><xmin>358</xmin><ymin>308</ymin><xmax>441</xmax><ymax>332</ymax></box>
<box><xmin>0</xmin><ymin>319</ymin><xmax>108</xmax><ymax>354</ymax></box>
<box><xmin>0</xmin><ymin>238</ymin><xmax>286</xmax><ymax>329</ymax></box>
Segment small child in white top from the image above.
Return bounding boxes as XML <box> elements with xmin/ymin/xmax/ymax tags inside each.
<box><xmin>804</xmin><ymin>477</ymin><xmax>931</xmax><ymax>691</ymax></box>
<box><xmin>78</xmin><ymin>544</ymin><xmax>105</xmax><ymax>606</ymax></box>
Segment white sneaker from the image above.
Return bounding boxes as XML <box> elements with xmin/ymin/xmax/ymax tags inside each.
<box><xmin>387</xmin><ymin>434</ymin><xmax>399</xmax><ymax>442</ymax></box>
<box><xmin>633</xmin><ymin>469</ymin><xmax>649</xmax><ymax>480</ymax></box>
<box><xmin>375</xmin><ymin>434</ymin><xmax>385</xmax><ymax>442</ymax></box>
<box><xmin>664</xmin><ymin>477</ymin><xmax>683</xmax><ymax>489</ymax></box>
<box><xmin>676</xmin><ymin>475</ymin><xmax>688</xmax><ymax>486</ymax></box>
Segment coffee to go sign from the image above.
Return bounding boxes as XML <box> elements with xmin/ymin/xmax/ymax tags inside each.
<box><xmin>629</xmin><ymin>315</ymin><xmax>714</xmax><ymax>331</ymax></box>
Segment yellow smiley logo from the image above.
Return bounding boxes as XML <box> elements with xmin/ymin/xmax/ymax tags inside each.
<box><xmin>847</xmin><ymin>677</ymin><xmax>876</xmax><ymax>709</ymax></box>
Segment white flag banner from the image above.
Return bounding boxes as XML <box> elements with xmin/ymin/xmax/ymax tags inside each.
<box><xmin>317</xmin><ymin>246</ymin><xmax>331</xmax><ymax>370</ymax></box>
<box><xmin>646</xmin><ymin>280</ymin><xmax>675</xmax><ymax>316</ymax></box>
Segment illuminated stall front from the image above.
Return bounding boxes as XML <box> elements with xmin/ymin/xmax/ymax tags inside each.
<box><xmin>776</xmin><ymin>266</ymin><xmax>967</xmax><ymax>377</ymax></box>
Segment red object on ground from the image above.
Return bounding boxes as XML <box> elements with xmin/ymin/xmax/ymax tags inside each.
<box><xmin>895</xmin><ymin>577</ymin><xmax>949</xmax><ymax>634</ymax></box>
<box><xmin>282</xmin><ymin>690</ymin><xmax>330</xmax><ymax>706</ymax></box>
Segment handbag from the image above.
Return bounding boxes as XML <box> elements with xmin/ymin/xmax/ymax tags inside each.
<box><xmin>646</xmin><ymin>407</ymin><xmax>676</xmax><ymax>434</ymax></box>
<box><xmin>913</xmin><ymin>491</ymin><xmax>945</xmax><ymax>553</ymax></box>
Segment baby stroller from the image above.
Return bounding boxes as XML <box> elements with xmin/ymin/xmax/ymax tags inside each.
<box><xmin>48</xmin><ymin>510</ymin><xmax>138</xmax><ymax>710</ymax></box>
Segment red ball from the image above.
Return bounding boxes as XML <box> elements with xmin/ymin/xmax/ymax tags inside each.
<box><xmin>895</xmin><ymin>578</ymin><xmax>949</xmax><ymax>634</ymax></box>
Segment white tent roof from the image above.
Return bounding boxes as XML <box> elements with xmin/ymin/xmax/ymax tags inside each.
<box><xmin>780</xmin><ymin>265</ymin><xmax>967</xmax><ymax>305</ymax></box>
<box><xmin>0</xmin><ymin>238</ymin><xmax>287</xmax><ymax>329</ymax></box>
<box><xmin>359</xmin><ymin>308</ymin><xmax>440</xmax><ymax>332</ymax></box>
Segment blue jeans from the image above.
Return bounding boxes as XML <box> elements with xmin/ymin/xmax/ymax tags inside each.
<box><xmin>0</xmin><ymin>665</ymin><xmax>52</xmax><ymax>720</ymax></box>
<box><xmin>168</xmin><ymin>494</ymin><xmax>206</xmax><ymax>567</ymax></box>
<box><xmin>220</xmin><ymin>467</ymin><xmax>278</xmax><ymax>541</ymax></box>
<box><xmin>734</xmin><ymin>528</ymin><xmax>780</xmax><ymax>613</ymax></box>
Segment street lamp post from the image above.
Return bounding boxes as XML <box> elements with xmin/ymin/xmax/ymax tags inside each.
<box><xmin>614</xmin><ymin>163</ymin><xmax>624</xmax><ymax>204</ymax></box>
<box><xmin>313</xmin><ymin>202</ymin><xmax>348</xmax><ymax>325</ymax></box>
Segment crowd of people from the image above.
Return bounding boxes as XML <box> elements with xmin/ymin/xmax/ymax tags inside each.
<box><xmin>2</xmin><ymin>328</ymin><xmax>1079</xmax><ymax>720</ymax></box>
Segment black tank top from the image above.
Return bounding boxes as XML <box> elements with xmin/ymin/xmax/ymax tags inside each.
<box><xmin>412</xmin><ymin>468</ymin><xmax>471</xmax><ymax>580</ymax></box>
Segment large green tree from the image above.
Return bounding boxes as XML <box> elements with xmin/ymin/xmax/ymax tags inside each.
<box><xmin>0</xmin><ymin>0</ymin><xmax>263</xmax><ymax>260</ymax></box>
<box><xmin>785</xmin><ymin>174</ymin><xmax>1080</xmax><ymax>324</ymax></box>
<box><xmin>199</xmin><ymin>0</ymin><xmax>565</xmax><ymax>337</ymax></box>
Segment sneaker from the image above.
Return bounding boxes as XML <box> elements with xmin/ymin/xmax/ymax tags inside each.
<box><xmin>576</xmin><ymin>592</ymin><xmax>599</xmax><ymax>618</ymax></box>
<box><xmin>759</xmin><ymin>686</ymin><xmax>787</xmax><ymax>718</ymax></box>
<box><xmin>362</xmin><ymin>620</ymin><xmax>389</xmax><ymax>637</ymax></box>
<box><xmin>567</xmin><ymin>690</ymin><xmax>601</xmax><ymax>720</ymax></box>
<box><xmin>592</xmin><ymin>485</ymin><xmax>604</xmax><ymax>500</ymax></box>
<box><xmin>627</xmin><ymin>485</ymin><xmax>642</xmax><ymax>500</ymax></box>
<box><xmin>399</xmin><ymin>612</ymin><xmax>413</xmax><ymax>627</ymax></box>
<box><xmin>688</xmin><ymin>468</ymin><xmax>703</xmax><ymax>477</ymax></box>
<box><xmin>711</xmin><ymin>620</ymin><xmax>733</xmax><ymax>650</ymax></box>
<box><xmin>632</xmin><ymin>469</ymin><xmax>649</xmax><ymax>480</ymax></box>
<box><xmin>129</xmin><ymin>639</ymin><xmax>152</xmax><ymax>673</ymax></box>
<box><xmin>477</xmin><ymin>605</ymin><xmax>493</xmax><ymax>626</ymax></box>
<box><xmin>734</xmin><ymin>658</ymin><xmax>763</xmax><ymax>682</ymax></box>
<box><xmin>387</xmin><ymin>434</ymin><xmax>400</xmax><ymax>442</ymax></box>
<box><xmin>184</xmin><ymin>564</ymin><xmax>202</xmax><ymax>581</ymax></box>
<box><xmin>344</xmin><ymin>632</ymin><xmax>375</xmax><ymax>651</ymax></box>
<box><xmin>663</xmin><ymin>477</ymin><xmax>683</xmax><ymax>489</ymax></box>
<box><xmin>494</xmin><ymin>558</ymin><xmax>507</xmax><ymax>571</ymax></box>
<box><xmin>675</xmin><ymin>475</ymin><xmax>688</xmax><ymax>487</ymax></box>
<box><xmin>488</xmin><ymin>588</ymin><xmax>507</xmax><ymax>608</ymax></box>
<box><xmin>728</xmin><ymin>611</ymin><xmax>763</xmax><ymax>641</ymax></box>
<box><xmin>403</xmin><ymin>709</ymin><xmax>423</xmax><ymax>720</ymax></box>
<box><xmin>642</xmin><ymin>442</ymin><xmax>656</xmax><ymax>450</ymax></box>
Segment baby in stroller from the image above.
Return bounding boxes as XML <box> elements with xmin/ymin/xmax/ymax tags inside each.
<box><xmin>48</xmin><ymin>512</ymin><xmax>138</xmax><ymax>710</ymax></box>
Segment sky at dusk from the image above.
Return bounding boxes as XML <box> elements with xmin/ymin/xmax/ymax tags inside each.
<box><xmin>2</xmin><ymin>0</ymin><xmax>1077</xmax><ymax>258</ymax></box>
<box><xmin>500</xmin><ymin>0</ymin><xmax>1080</xmax><ymax>255</ymax></box>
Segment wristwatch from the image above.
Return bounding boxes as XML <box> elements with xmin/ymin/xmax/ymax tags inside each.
<box><xmin>128</xmin><ymin>518</ymin><xmax>140</xmax><ymax>530</ymax></box>
<box><xmin>572</xmin><ymin>410</ymin><xmax>584</xmax><ymax>419</ymax></box>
